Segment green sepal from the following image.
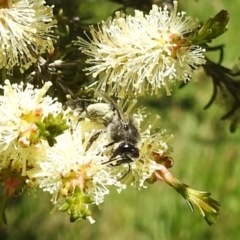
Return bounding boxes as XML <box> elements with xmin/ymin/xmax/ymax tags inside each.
<box><xmin>188</xmin><ymin>10</ymin><xmax>230</xmax><ymax>45</ymax></box>
<box><xmin>58</xmin><ymin>202</ymin><xmax>70</xmax><ymax>212</ymax></box>
<box><xmin>35</xmin><ymin>112</ymin><xmax>69</xmax><ymax>147</ymax></box>
<box><xmin>60</xmin><ymin>186</ymin><xmax>94</xmax><ymax>222</ymax></box>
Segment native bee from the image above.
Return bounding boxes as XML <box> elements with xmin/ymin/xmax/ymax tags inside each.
<box><xmin>67</xmin><ymin>92</ymin><xmax>141</xmax><ymax>177</ymax></box>
<box><xmin>97</xmin><ymin>92</ymin><xmax>140</xmax><ymax>167</ymax></box>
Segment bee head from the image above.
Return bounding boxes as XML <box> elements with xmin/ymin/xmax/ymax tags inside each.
<box><xmin>108</xmin><ymin>114</ymin><xmax>140</xmax><ymax>143</ymax></box>
<box><xmin>110</xmin><ymin>142</ymin><xmax>140</xmax><ymax>165</ymax></box>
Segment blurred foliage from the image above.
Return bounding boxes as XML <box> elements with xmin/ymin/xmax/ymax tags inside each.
<box><xmin>1</xmin><ymin>0</ymin><xmax>240</xmax><ymax>239</ymax></box>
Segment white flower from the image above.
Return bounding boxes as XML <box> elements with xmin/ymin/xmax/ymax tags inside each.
<box><xmin>0</xmin><ymin>0</ymin><xmax>56</xmax><ymax>71</ymax></box>
<box><xmin>76</xmin><ymin>1</ymin><xmax>206</xmax><ymax>97</ymax></box>
<box><xmin>128</xmin><ymin>123</ymin><xmax>173</xmax><ymax>188</ymax></box>
<box><xmin>0</xmin><ymin>80</ymin><xmax>63</xmax><ymax>175</ymax></box>
<box><xmin>28</xmin><ymin>121</ymin><xmax>126</xmax><ymax>206</ymax></box>
<box><xmin>27</xmin><ymin>99</ymin><xmax>172</xmax><ymax>209</ymax></box>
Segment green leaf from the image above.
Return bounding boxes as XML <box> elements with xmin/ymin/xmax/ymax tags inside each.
<box><xmin>0</xmin><ymin>195</ymin><xmax>8</xmax><ymax>225</ymax></box>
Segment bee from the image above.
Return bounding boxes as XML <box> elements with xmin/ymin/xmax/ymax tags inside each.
<box><xmin>67</xmin><ymin>92</ymin><xmax>141</xmax><ymax>177</ymax></box>
<box><xmin>97</xmin><ymin>92</ymin><xmax>140</xmax><ymax>167</ymax></box>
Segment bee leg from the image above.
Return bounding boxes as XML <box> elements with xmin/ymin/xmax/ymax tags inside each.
<box><xmin>101</xmin><ymin>149</ymin><xmax>132</xmax><ymax>165</ymax></box>
<box><xmin>102</xmin><ymin>157</ymin><xmax>131</xmax><ymax>180</ymax></box>
<box><xmin>85</xmin><ymin>131</ymin><xmax>103</xmax><ymax>151</ymax></box>
<box><xmin>118</xmin><ymin>163</ymin><xmax>131</xmax><ymax>180</ymax></box>
<box><xmin>103</xmin><ymin>141</ymin><xmax>115</xmax><ymax>148</ymax></box>
<box><xmin>102</xmin><ymin>154</ymin><xmax>132</xmax><ymax>179</ymax></box>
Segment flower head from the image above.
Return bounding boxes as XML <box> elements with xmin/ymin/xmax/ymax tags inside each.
<box><xmin>0</xmin><ymin>80</ymin><xmax>64</xmax><ymax>176</ymax></box>
<box><xmin>27</xmin><ymin>98</ymin><xmax>172</xmax><ymax>222</ymax></box>
<box><xmin>76</xmin><ymin>1</ymin><xmax>206</xmax><ymax>97</ymax></box>
<box><xmin>0</xmin><ymin>0</ymin><xmax>56</xmax><ymax>71</ymax></box>
<box><xmin>155</xmin><ymin>165</ymin><xmax>220</xmax><ymax>225</ymax></box>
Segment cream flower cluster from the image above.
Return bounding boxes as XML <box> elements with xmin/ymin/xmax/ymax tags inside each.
<box><xmin>0</xmin><ymin>81</ymin><xmax>172</xmax><ymax>222</ymax></box>
<box><xmin>29</xmin><ymin>101</ymin><xmax>172</xmax><ymax>222</ymax></box>
<box><xmin>0</xmin><ymin>80</ymin><xmax>62</xmax><ymax>175</ymax></box>
<box><xmin>0</xmin><ymin>0</ymin><xmax>56</xmax><ymax>71</ymax></box>
<box><xmin>76</xmin><ymin>1</ymin><xmax>206</xmax><ymax>97</ymax></box>
<box><xmin>0</xmin><ymin>1</ymin><xmax>221</xmax><ymax>224</ymax></box>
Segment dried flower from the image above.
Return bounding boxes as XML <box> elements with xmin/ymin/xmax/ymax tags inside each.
<box><xmin>155</xmin><ymin>166</ymin><xmax>220</xmax><ymax>225</ymax></box>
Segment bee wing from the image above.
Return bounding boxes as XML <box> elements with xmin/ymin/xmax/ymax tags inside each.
<box><xmin>95</xmin><ymin>91</ymin><xmax>127</xmax><ymax>123</ymax></box>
